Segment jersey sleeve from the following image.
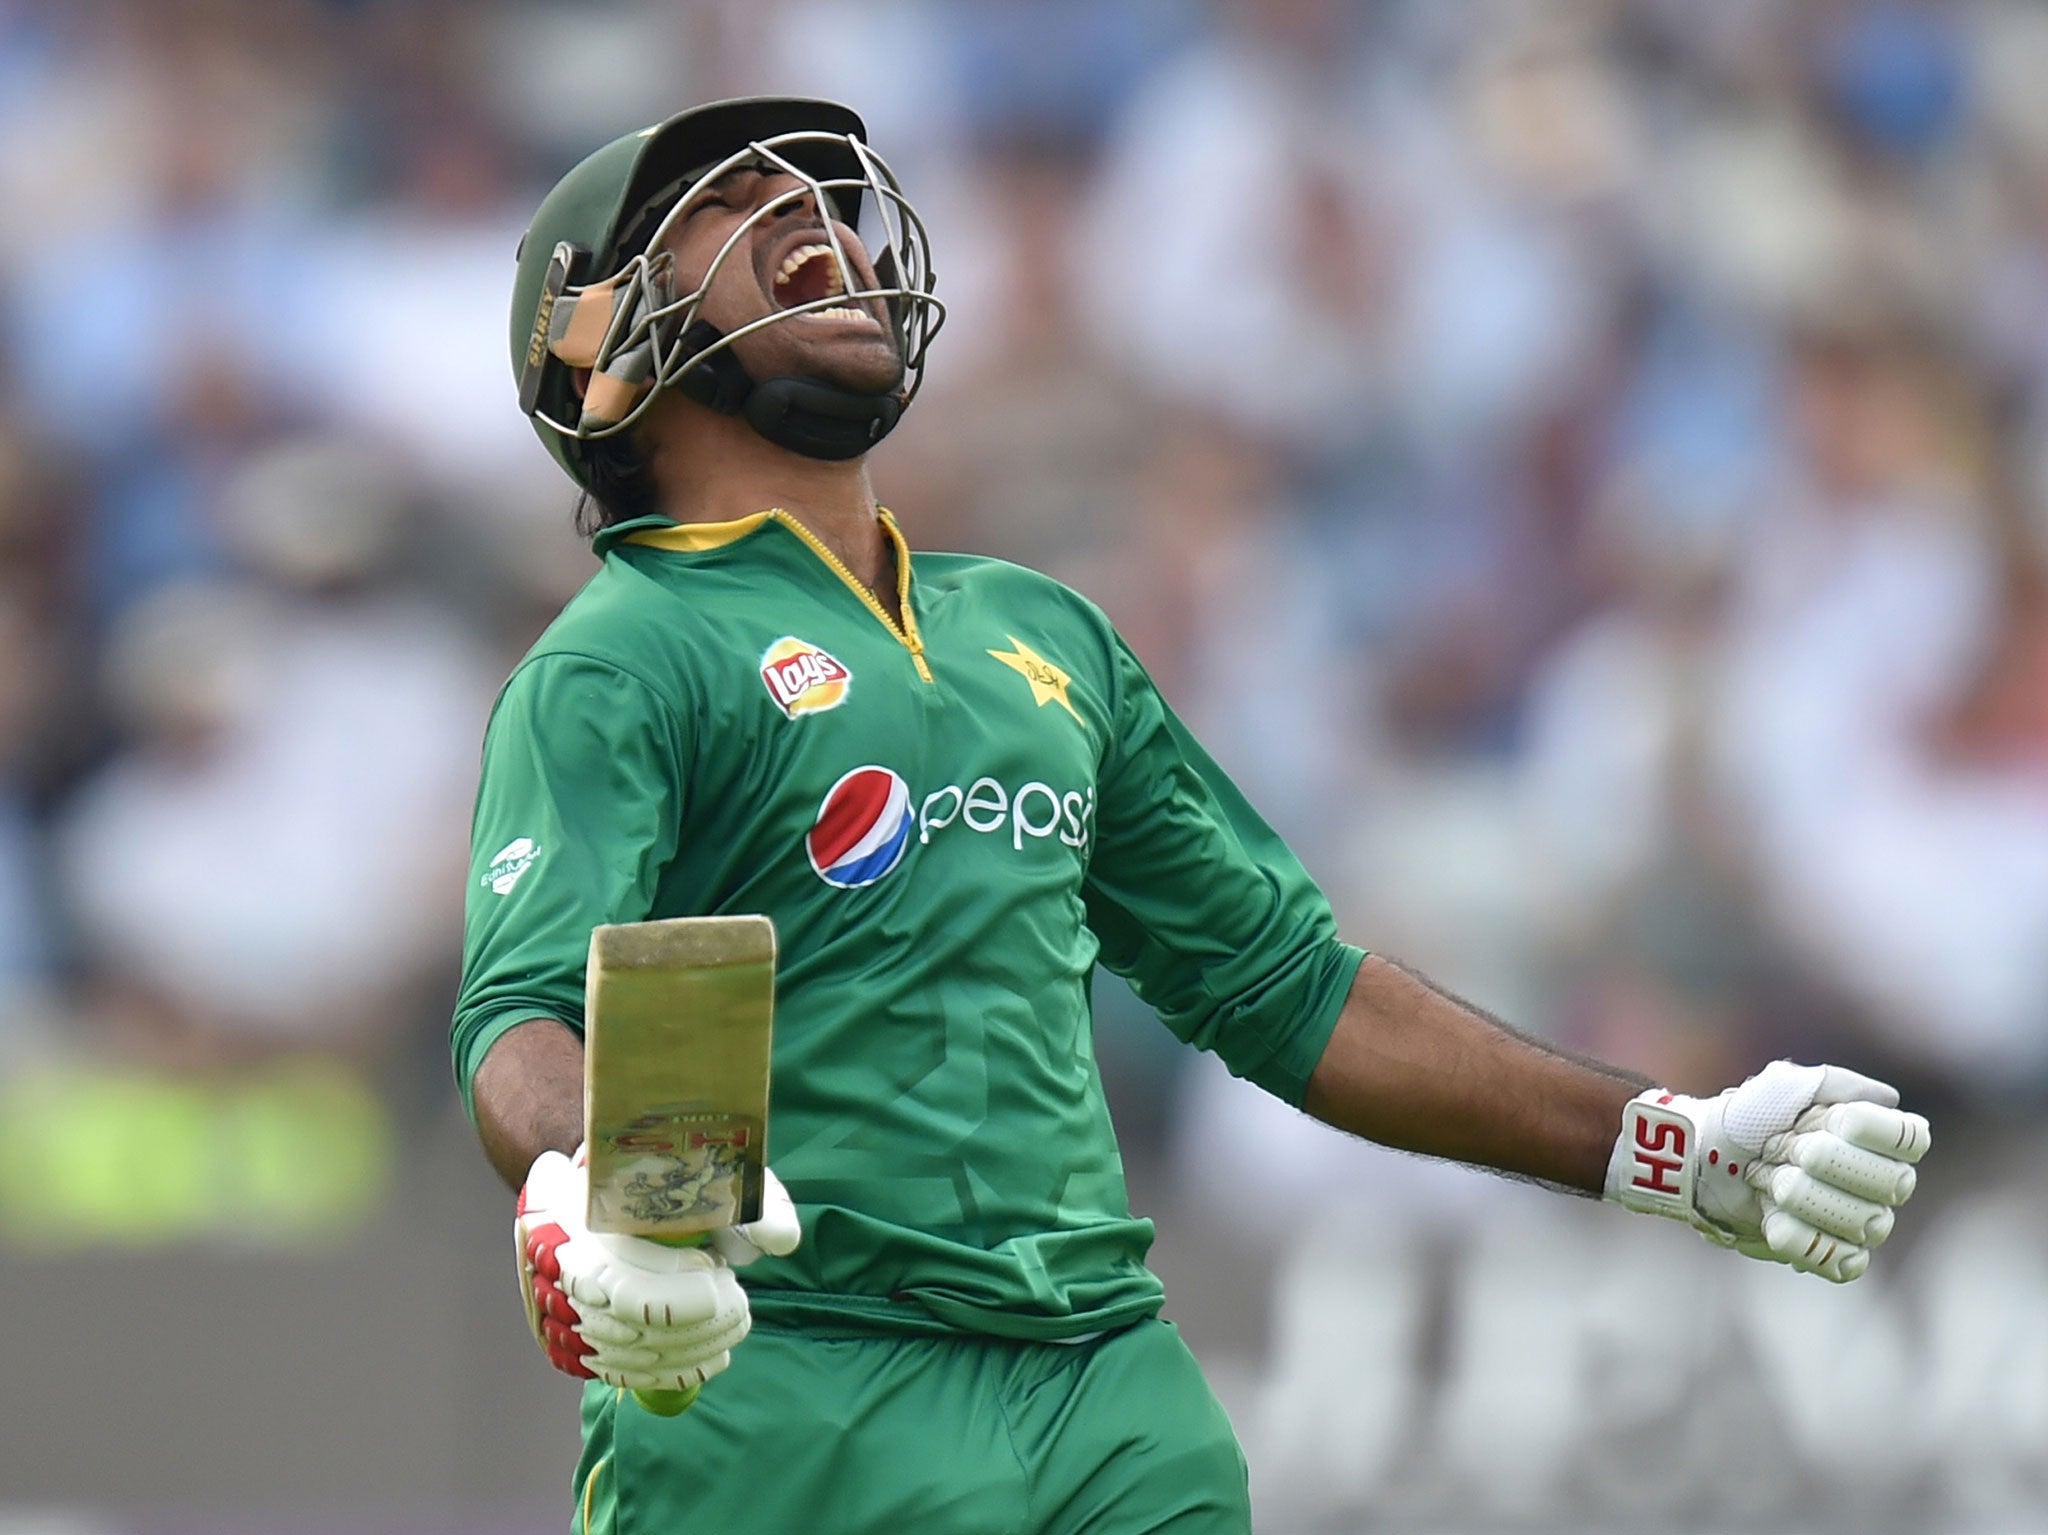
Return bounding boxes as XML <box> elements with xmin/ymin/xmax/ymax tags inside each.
<box><xmin>1083</xmin><ymin>634</ymin><xmax>1365</xmax><ymax>1106</ymax></box>
<box><xmin>450</xmin><ymin>652</ymin><xmax>688</xmax><ymax>1122</ymax></box>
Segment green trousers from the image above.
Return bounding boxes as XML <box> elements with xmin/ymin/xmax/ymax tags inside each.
<box><xmin>571</xmin><ymin>1318</ymin><xmax>1250</xmax><ymax>1534</ymax></box>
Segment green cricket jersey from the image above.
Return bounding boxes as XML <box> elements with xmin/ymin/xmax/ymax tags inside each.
<box><xmin>453</xmin><ymin>509</ymin><xmax>1364</xmax><ymax>1340</ymax></box>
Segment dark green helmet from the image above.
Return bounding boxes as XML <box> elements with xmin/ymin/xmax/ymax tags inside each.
<box><xmin>509</xmin><ymin>96</ymin><xmax>944</xmax><ymax>499</ymax></box>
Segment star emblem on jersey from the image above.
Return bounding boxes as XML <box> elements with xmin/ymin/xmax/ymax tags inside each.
<box><xmin>987</xmin><ymin>637</ymin><xmax>1084</xmax><ymax>727</ymax></box>
<box><xmin>761</xmin><ymin>637</ymin><xmax>852</xmax><ymax>718</ymax></box>
<box><xmin>807</xmin><ymin>766</ymin><xmax>914</xmax><ymax>888</ymax></box>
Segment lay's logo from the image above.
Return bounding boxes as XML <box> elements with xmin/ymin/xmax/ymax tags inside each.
<box><xmin>760</xmin><ymin>637</ymin><xmax>851</xmax><ymax>718</ymax></box>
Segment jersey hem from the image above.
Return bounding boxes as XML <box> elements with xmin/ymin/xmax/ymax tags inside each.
<box><xmin>451</xmin><ymin>1005</ymin><xmax>576</xmax><ymax>1125</ymax></box>
<box><xmin>744</xmin><ymin>1284</ymin><xmax>1166</xmax><ymax>1341</ymax></box>
<box><xmin>1259</xmin><ymin>940</ymin><xmax>1370</xmax><ymax>1107</ymax></box>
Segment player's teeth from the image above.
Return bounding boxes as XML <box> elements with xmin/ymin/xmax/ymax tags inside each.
<box><xmin>775</xmin><ymin>244</ymin><xmax>834</xmax><ymax>286</ymax></box>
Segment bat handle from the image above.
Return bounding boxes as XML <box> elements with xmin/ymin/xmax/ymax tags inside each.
<box><xmin>630</xmin><ymin>1232</ymin><xmax>713</xmax><ymax>1418</ymax></box>
<box><xmin>632</xmin><ymin>1383</ymin><xmax>703</xmax><ymax>1416</ymax></box>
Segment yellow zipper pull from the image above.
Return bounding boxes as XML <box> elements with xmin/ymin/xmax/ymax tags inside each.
<box><xmin>879</xmin><ymin>508</ymin><xmax>932</xmax><ymax>681</ymax></box>
<box><xmin>769</xmin><ymin>509</ymin><xmax>935</xmax><ymax>684</ymax></box>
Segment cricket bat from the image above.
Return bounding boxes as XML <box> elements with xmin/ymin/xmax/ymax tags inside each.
<box><xmin>584</xmin><ymin>914</ymin><xmax>777</xmax><ymax>1415</ymax></box>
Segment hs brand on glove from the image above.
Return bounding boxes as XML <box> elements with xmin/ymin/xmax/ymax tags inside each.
<box><xmin>1605</xmin><ymin>1061</ymin><xmax>1930</xmax><ymax>1283</ymax></box>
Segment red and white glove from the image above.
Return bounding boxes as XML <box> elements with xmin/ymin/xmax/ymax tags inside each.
<box><xmin>1605</xmin><ymin>1061</ymin><xmax>1930</xmax><ymax>1283</ymax></box>
<box><xmin>514</xmin><ymin>1146</ymin><xmax>801</xmax><ymax>1392</ymax></box>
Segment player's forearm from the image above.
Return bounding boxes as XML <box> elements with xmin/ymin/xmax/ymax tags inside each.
<box><xmin>1303</xmin><ymin>955</ymin><xmax>1651</xmax><ymax>1193</ymax></box>
<box><xmin>473</xmin><ymin>1018</ymin><xmax>587</xmax><ymax>1190</ymax></box>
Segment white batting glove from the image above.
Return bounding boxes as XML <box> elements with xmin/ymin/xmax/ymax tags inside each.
<box><xmin>1604</xmin><ymin>1061</ymin><xmax>1930</xmax><ymax>1282</ymax></box>
<box><xmin>513</xmin><ymin>1147</ymin><xmax>801</xmax><ymax>1392</ymax></box>
<box><xmin>707</xmin><ymin>1171</ymin><xmax>803</xmax><ymax>1267</ymax></box>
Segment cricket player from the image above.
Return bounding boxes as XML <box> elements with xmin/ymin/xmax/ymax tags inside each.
<box><xmin>455</xmin><ymin>98</ymin><xmax>1931</xmax><ymax>1535</ymax></box>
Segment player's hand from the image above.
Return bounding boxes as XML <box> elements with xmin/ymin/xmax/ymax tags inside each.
<box><xmin>1604</xmin><ymin>1061</ymin><xmax>1930</xmax><ymax>1282</ymax></box>
<box><xmin>514</xmin><ymin>1146</ymin><xmax>760</xmax><ymax>1393</ymax></box>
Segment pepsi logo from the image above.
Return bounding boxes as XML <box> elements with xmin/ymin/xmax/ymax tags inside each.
<box><xmin>807</xmin><ymin>766</ymin><xmax>914</xmax><ymax>889</ymax></box>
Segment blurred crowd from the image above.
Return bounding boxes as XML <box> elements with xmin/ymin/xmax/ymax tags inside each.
<box><xmin>1</xmin><ymin>0</ymin><xmax>2045</xmax><ymax>1245</ymax></box>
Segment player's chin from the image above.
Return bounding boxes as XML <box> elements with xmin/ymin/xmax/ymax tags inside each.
<box><xmin>748</xmin><ymin>317</ymin><xmax>904</xmax><ymax>397</ymax></box>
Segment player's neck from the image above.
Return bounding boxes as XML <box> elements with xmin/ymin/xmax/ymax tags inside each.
<box><xmin>647</xmin><ymin>404</ymin><xmax>891</xmax><ymax>599</ymax></box>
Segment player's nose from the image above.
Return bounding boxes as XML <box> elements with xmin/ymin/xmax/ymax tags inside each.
<box><xmin>757</xmin><ymin>178</ymin><xmax>816</xmax><ymax>223</ymax></box>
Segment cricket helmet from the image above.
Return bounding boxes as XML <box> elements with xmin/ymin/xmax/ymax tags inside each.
<box><xmin>509</xmin><ymin>97</ymin><xmax>945</xmax><ymax>497</ymax></box>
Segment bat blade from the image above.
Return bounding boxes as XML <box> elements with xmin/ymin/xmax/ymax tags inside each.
<box><xmin>583</xmin><ymin>915</ymin><xmax>776</xmax><ymax>1240</ymax></box>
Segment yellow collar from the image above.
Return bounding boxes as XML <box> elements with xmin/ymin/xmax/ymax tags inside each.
<box><xmin>621</xmin><ymin>511</ymin><xmax>774</xmax><ymax>552</ymax></box>
<box><xmin>623</xmin><ymin>509</ymin><xmax>931</xmax><ymax>682</ymax></box>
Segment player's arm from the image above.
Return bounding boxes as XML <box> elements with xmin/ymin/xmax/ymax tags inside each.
<box><xmin>473</xmin><ymin>1017</ymin><xmax>585</xmax><ymax>1191</ymax></box>
<box><xmin>454</xmin><ymin>655</ymin><xmax>792</xmax><ymax>1401</ymax></box>
<box><xmin>1308</xmin><ymin>957</ymin><xmax>1927</xmax><ymax>1279</ymax></box>
<box><xmin>1303</xmin><ymin>955</ymin><xmax>1641</xmax><ymax>1193</ymax></box>
<box><xmin>1085</xmin><ymin>630</ymin><xmax>1929</xmax><ymax>1282</ymax></box>
<box><xmin>452</xmin><ymin>652</ymin><xmax>687</xmax><ymax>1141</ymax></box>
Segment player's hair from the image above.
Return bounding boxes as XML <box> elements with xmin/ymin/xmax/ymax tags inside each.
<box><xmin>572</xmin><ymin>433</ymin><xmax>659</xmax><ymax>537</ymax></box>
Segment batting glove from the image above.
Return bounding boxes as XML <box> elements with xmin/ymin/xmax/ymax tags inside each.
<box><xmin>1604</xmin><ymin>1061</ymin><xmax>1930</xmax><ymax>1282</ymax></box>
<box><xmin>514</xmin><ymin>1146</ymin><xmax>801</xmax><ymax>1392</ymax></box>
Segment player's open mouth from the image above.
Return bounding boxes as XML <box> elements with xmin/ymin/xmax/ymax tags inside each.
<box><xmin>772</xmin><ymin>243</ymin><xmax>877</xmax><ymax>324</ymax></box>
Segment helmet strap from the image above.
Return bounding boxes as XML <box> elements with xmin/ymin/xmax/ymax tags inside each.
<box><xmin>744</xmin><ymin>378</ymin><xmax>903</xmax><ymax>461</ymax></box>
<box><xmin>671</xmin><ymin>320</ymin><xmax>754</xmax><ymax>415</ymax></box>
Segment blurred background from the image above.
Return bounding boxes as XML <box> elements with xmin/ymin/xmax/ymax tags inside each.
<box><xmin>2</xmin><ymin>0</ymin><xmax>2045</xmax><ymax>1530</ymax></box>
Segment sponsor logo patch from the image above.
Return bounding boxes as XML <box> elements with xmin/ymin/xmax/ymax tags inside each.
<box><xmin>761</xmin><ymin>637</ymin><xmax>852</xmax><ymax>718</ymax></box>
<box><xmin>916</xmin><ymin>777</ymin><xmax>1095</xmax><ymax>853</ymax></box>
<box><xmin>807</xmin><ymin>766</ymin><xmax>914</xmax><ymax>888</ymax></box>
<box><xmin>484</xmin><ymin>836</ymin><xmax>541</xmax><ymax>895</ymax></box>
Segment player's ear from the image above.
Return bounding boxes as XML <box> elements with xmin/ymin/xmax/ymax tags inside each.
<box><xmin>572</xmin><ymin>366</ymin><xmax>592</xmax><ymax>400</ymax></box>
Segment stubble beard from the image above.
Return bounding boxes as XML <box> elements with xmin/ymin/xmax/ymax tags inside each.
<box><xmin>731</xmin><ymin>315</ymin><xmax>905</xmax><ymax>398</ymax></box>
